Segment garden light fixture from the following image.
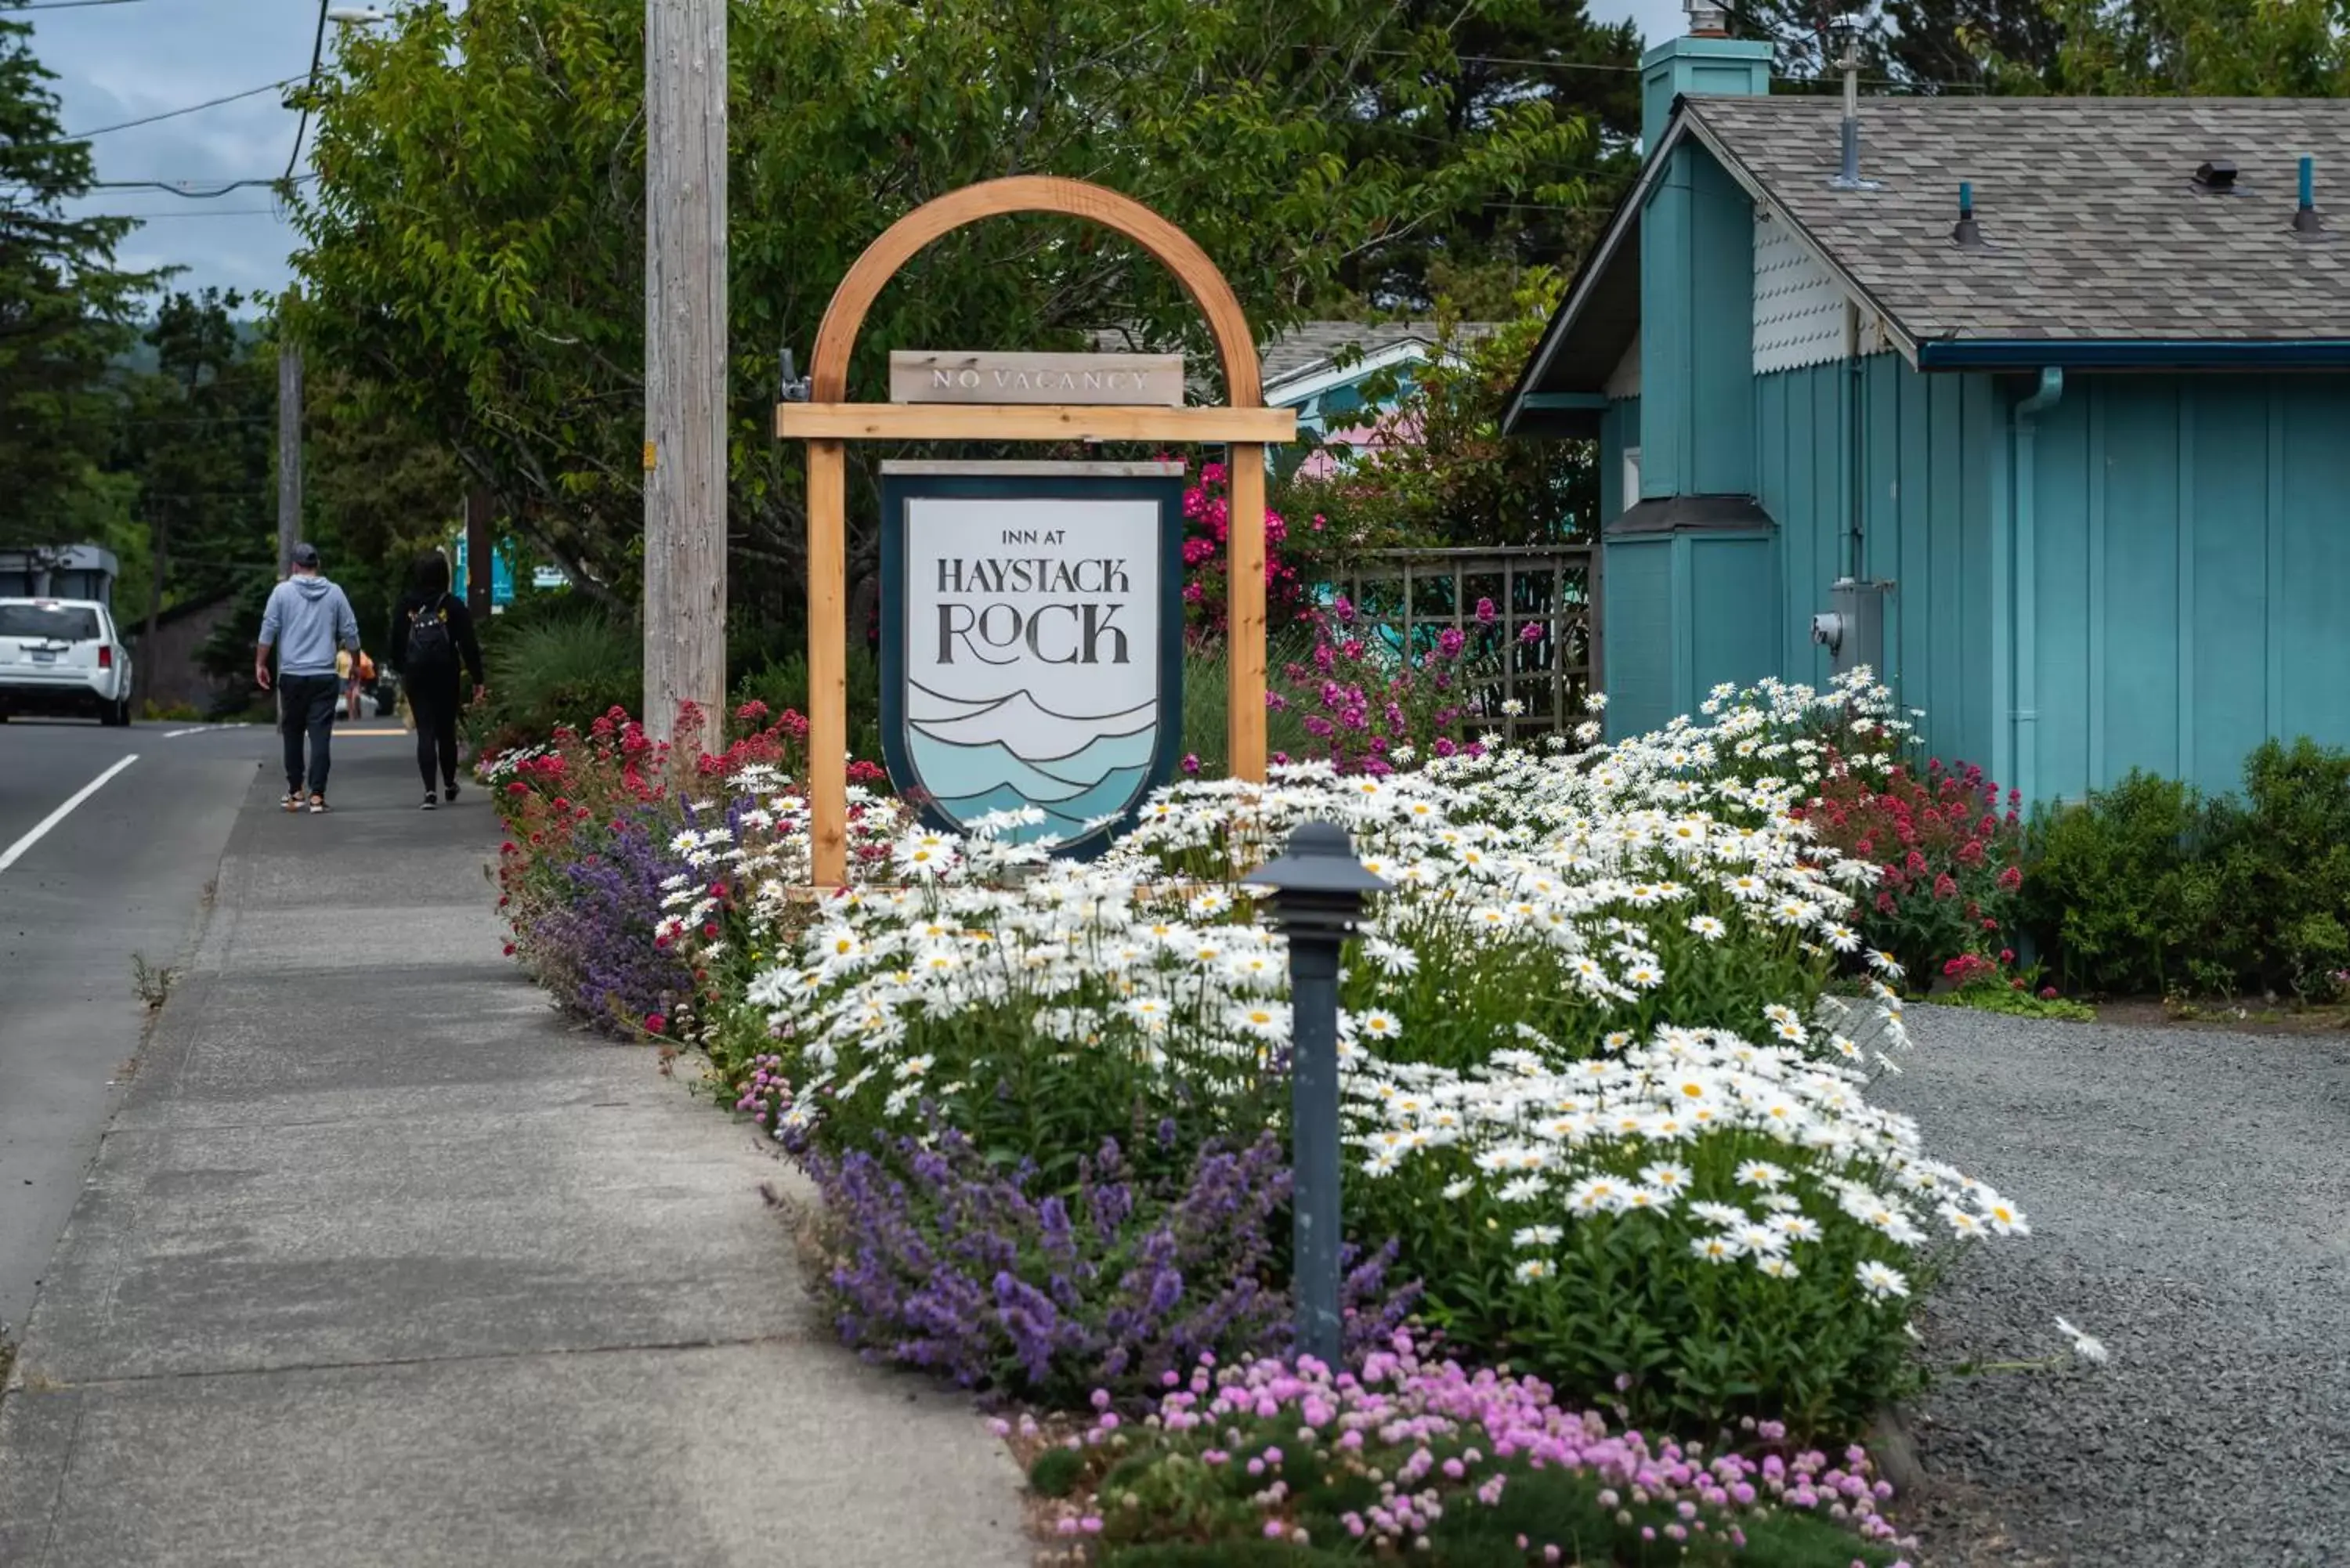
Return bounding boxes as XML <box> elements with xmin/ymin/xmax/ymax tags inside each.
<box><xmin>1246</xmin><ymin>820</ymin><xmax>1391</xmax><ymax>1370</ymax></box>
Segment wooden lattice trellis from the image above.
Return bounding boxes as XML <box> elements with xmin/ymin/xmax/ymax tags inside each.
<box><xmin>1332</xmin><ymin>545</ymin><xmax>1601</xmax><ymax>742</ymax></box>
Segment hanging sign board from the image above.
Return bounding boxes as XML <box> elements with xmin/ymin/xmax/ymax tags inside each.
<box><xmin>889</xmin><ymin>351</ymin><xmax>1186</xmax><ymax>406</ymax></box>
<box><xmin>880</xmin><ymin>461</ymin><xmax>1186</xmax><ymax>854</ymax></box>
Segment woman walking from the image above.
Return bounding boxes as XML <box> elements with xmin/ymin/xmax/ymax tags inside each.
<box><xmin>391</xmin><ymin>553</ymin><xmax>486</xmax><ymax>810</ymax></box>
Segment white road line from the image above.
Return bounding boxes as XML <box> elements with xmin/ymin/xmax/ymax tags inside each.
<box><xmin>163</xmin><ymin>726</ymin><xmax>211</xmax><ymax>738</ymax></box>
<box><xmin>0</xmin><ymin>754</ymin><xmax>140</xmax><ymax>876</ymax></box>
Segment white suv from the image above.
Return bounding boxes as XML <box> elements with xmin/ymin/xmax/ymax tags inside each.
<box><xmin>0</xmin><ymin>598</ymin><xmax>136</xmax><ymax>727</ymax></box>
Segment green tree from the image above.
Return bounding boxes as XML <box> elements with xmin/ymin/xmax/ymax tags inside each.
<box><xmin>2002</xmin><ymin>0</ymin><xmax>2350</xmax><ymax>93</ymax></box>
<box><xmin>304</xmin><ymin>367</ymin><xmax>465</xmax><ymax>647</ymax></box>
<box><xmin>1882</xmin><ymin>0</ymin><xmax>2063</xmax><ymax>90</ymax></box>
<box><xmin>1303</xmin><ymin>0</ymin><xmax>1643</xmax><ymax>310</ymax></box>
<box><xmin>1278</xmin><ymin>273</ymin><xmax>1597</xmax><ymax>555</ymax></box>
<box><xmin>110</xmin><ymin>288</ymin><xmax>275</xmax><ymax>641</ymax></box>
<box><xmin>287</xmin><ymin>0</ymin><xmax>1601</xmax><ymax>627</ymax></box>
<box><xmin>0</xmin><ymin>15</ymin><xmax>161</xmax><ymax>547</ymax></box>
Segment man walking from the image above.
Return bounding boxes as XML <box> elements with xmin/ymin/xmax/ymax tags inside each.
<box><xmin>256</xmin><ymin>542</ymin><xmax>363</xmax><ymax>814</ymax></box>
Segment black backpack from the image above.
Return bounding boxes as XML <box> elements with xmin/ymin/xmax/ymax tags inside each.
<box><xmin>407</xmin><ymin>594</ymin><xmax>457</xmax><ymax>671</ymax></box>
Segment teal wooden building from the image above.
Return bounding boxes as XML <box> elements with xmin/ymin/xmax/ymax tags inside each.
<box><xmin>1503</xmin><ymin>40</ymin><xmax>2350</xmax><ymax>804</ymax></box>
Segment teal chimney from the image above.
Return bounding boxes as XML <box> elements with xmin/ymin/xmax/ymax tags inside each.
<box><xmin>1602</xmin><ymin>9</ymin><xmax>1781</xmax><ymax>741</ymax></box>
<box><xmin>1637</xmin><ymin>16</ymin><xmax>1770</xmax><ymax>500</ymax></box>
<box><xmin>1640</xmin><ymin>17</ymin><xmax>1772</xmax><ymax>157</ymax></box>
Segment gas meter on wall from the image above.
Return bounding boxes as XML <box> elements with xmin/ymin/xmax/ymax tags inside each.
<box><xmin>1811</xmin><ymin>578</ymin><xmax>1889</xmax><ymax>677</ymax></box>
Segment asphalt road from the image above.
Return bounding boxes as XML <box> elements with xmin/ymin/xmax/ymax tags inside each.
<box><xmin>0</xmin><ymin>715</ymin><xmax>418</xmax><ymax>1337</ymax></box>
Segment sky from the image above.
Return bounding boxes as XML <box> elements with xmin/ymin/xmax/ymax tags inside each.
<box><xmin>28</xmin><ymin>0</ymin><xmax>1692</xmax><ymax>305</ymax></box>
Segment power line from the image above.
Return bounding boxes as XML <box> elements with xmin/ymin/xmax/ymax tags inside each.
<box><xmin>49</xmin><ymin>78</ymin><xmax>303</xmax><ymax>148</ymax></box>
<box><xmin>90</xmin><ymin>207</ymin><xmax>287</xmax><ymax>219</ymax></box>
<box><xmin>14</xmin><ymin>0</ymin><xmax>154</xmax><ymax>9</ymax></box>
<box><xmin>84</xmin><ymin>174</ymin><xmax>318</xmax><ymax>197</ymax></box>
<box><xmin>283</xmin><ymin>0</ymin><xmax>331</xmax><ymax>182</ymax></box>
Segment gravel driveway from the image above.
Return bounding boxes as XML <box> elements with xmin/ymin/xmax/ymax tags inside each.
<box><xmin>1875</xmin><ymin>1006</ymin><xmax>2350</xmax><ymax>1568</ymax></box>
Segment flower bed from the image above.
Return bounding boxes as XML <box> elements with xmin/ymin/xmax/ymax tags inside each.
<box><xmin>659</xmin><ymin>673</ymin><xmax>2022</xmax><ymax>1443</ymax></box>
<box><xmin>490</xmin><ymin>670</ymin><xmax>2099</xmax><ymax>1563</ymax></box>
<box><xmin>1016</xmin><ymin>1335</ymin><xmax>1908</xmax><ymax>1566</ymax></box>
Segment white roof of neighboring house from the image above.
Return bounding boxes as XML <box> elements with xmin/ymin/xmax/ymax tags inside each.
<box><xmin>1090</xmin><ymin>320</ymin><xmax>1496</xmax><ymax>405</ymax></box>
<box><xmin>1260</xmin><ymin>320</ymin><xmax>1497</xmax><ymax>407</ymax></box>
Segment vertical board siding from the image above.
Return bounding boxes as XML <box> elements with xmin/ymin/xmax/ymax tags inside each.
<box><xmin>1690</xmin><ymin>154</ymin><xmax>1757</xmax><ymax>497</ymax></box>
<box><xmin>2190</xmin><ymin>389</ymin><xmax>2271</xmax><ymax>789</ymax></box>
<box><xmin>1638</xmin><ymin>161</ymin><xmax>1690</xmax><ymax>497</ymax></box>
<box><xmin>2279</xmin><ymin>381</ymin><xmax>2350</xmax><ymax>750</ymax></box>
<box><xmin>1602</xmin><ymin>537</ymin><xmax>1677</xmax><ymax>736</ymax></box>
<box><xmin>1688</xmin><ymin>537</ymin><xmax>1782</xmax><ymax>698</ymax></box>
<box><xmin>2031</xmin><ymin>388</ymin><xmax>2092</xmax><ymax>802</ymax></box>
<box><xmin>2098</xmin><ymin>385</ymin><xmax>2183</xmax><ymax>781</ymax></box>
<box><xmin>1754</xmin><ymin>356</ymin><xmax>1999</xmax><ymax>775</ymax></box>
<box><xmin>1738</xmin><ymin>362</ymin><xmax>2346</xmax><ymax>804</ymax></box>
<box><xmin>2025</xmin><ymin>374</ymin><xmax>2350</xmax><ymax>802</ymax></box>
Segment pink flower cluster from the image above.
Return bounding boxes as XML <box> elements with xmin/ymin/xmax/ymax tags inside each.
<box><xmin>1273</xmin><ymin>594</ymin><xmax>1503</xmax><ymax>775</ymax></box>
<box><xmin>733</xmin><ymin>1053</ymin><xmax>792</xmax><ymax>1125</ymax></box>
<box><xmin>1094</xmin><ymin>1333</ymin><xmax>1910</xmax><ymax>1559</ymax></box>
<box><xmin>1179</xmin><ymin>459</ymin><xmax>1310</xmax><ymax>634</ymax></box>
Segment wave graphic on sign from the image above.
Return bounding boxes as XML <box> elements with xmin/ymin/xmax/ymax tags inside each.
<box><xmin>904</xmin><ymin>682</ymin><xmax>1160</xmax><ymax>844</ymax></box>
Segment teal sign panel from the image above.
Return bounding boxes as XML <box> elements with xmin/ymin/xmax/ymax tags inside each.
<box><xmin>879</xmin><ymin>462</ymin><xmax>1186</xmax><ymax>854</ymax></box>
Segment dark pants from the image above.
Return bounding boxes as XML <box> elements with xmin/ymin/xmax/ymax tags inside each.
<box><xmin>407</xmin><ymin>667</ymin><xmax>461</xmax><ymax>792</ymax></box>
<box><xmin>279</xmin><ymin>672</ymin><xmax>339</xmax><ymax>797</ymax></box>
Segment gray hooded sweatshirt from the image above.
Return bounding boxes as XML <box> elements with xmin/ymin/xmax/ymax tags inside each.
<box><xmin>259</xmin><ymin>575</ymin><xmax>362</xmax><ymax>677</ymax></box>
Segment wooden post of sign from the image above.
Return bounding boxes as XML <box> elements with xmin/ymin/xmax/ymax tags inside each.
<box><xmin>779</xmin><ymin>176</ymin><xmax>1294</xmax><ymax>887</ymax></box>
<box><xmin>806</xmin><ymin>438</ymin><xmax>848</xmax><ymax>883</ymax></box>
<box><xmin>1226</xmin><ymin>448</ymin><xmax>1267</xmax><ymax>781</ymax></box>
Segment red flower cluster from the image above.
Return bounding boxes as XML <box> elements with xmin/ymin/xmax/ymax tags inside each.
<box><xmin>1795</xmin><ymin>755</ymin><xmax>2026</xmax><ymax>984</ymax></box>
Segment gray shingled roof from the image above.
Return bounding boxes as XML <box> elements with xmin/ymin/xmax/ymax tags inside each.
<box><xmin>1260</xmin><ymin>321</ymin><xmax>1496</xmax><ymax>390</ymax></box>
<box><xmin>1687</xmin><ymin>96</ymin><xmax>2350</xmax><ymax>343</ymax></box>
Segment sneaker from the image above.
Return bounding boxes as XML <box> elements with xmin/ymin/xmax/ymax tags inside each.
<box><xmin>281</xmin><ymin>792</ymin><xmax>303</xmax><ymax>813</ymax></box>
<box><xmin>421</xmin><ymin>792</ymin><xmax>438</xmax><ymax>811</ymax></box>
<box><xmin>443</xmin><ymin>780</ymin><xmax>461</xmax><ymax>804</ymax></box>
<box><xmin>308</xmin><ymin>794</ymin><xmax>329</xmax><ymax>814</ymax></box>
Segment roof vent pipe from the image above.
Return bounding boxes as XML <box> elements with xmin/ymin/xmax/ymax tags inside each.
<box><xmin>1825</xmin><ymin>13</ymin><xmax>1881</xmax><ymax>191</ymax></box>
<box><xmin>1951</xmin><ymin>182</ymin><xmax>1987</xmax><ymax>248</ymax></box>
<box><xmin>2294</xmin><ymin>154</ymin><xmax>2324</xmax><ymax>233</ymax></box>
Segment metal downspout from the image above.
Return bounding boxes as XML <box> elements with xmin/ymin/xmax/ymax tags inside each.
<box><xmin>2012</xmin><ymin>367</ymin><xmax>2064</xmax><ymax>806</ymax></box>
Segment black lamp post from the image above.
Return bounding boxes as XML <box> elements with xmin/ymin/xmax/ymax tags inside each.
<box><xmin>1245</xmin><ymin>819</ymin><xmax>1392</xmax><ymax>1370</ymax></box>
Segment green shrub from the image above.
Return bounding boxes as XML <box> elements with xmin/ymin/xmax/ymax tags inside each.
<box><xmin>2024</xmin><ymin>741</ymin><xmax>2350</xmax><ymax>999</ymax></box>
<box><xmin>2023</xmin><ymin>771</ymin><xmax>2226</xmax><ymax>995</ymax></box>
<box><xmin>1947</xmin><ymin>985</ymin><xmax>2097</xmax><ymax>1023</ymax></box>
<box><xmin>2218</xmin><ymin>739</ymin><xmax>2350</xmax><ymax>996</ymax></box>
<box><xmin>480</xmin><ymin>605</ymin><xmax>642</xmax><ymax>750</ymax></box>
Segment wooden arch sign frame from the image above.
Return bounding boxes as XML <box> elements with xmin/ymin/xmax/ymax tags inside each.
<box><xmin>777</xmin><ymin>175</ymin><xmax>1294</xmax><ymax>887</ymax></box>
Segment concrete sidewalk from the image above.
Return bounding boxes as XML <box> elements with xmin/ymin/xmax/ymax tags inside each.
<box><xmin>0</xmin><ymin>743</ymin><xmax>1028</xmax><ymax>1567</ymax></box>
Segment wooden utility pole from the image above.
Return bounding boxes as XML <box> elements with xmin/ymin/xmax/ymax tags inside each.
<box><xmin>277</xmin><ymin>287</ymin><xmax>302</xmax><ymax>578</ymax></box>
<box><xmin>642</xmin><ymin>0</ymin><xmax>728</xmax><ymax>742</ymax></box>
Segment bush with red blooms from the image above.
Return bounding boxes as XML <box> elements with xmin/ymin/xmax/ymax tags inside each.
<box><xmin>484</xmin><ymin>702</ymin><xmax>893</xmax><ymax>1037</ymax></box>
<box><xmin>1796</xmin><ymin>755</ymin><xmax>2026</xmax><ymax>988</ymax></box>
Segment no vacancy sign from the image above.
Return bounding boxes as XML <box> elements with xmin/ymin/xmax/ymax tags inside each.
<box><xmin>878</xmin><ymin>461</ymin><xmax>1187</xmax><ymax>853</ymax></box>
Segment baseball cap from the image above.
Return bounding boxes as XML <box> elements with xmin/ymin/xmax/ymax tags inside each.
<box><xmin>291</xmin><ymin>541</ymin><xmax>321</xmax><ymax>569</ymax></box>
